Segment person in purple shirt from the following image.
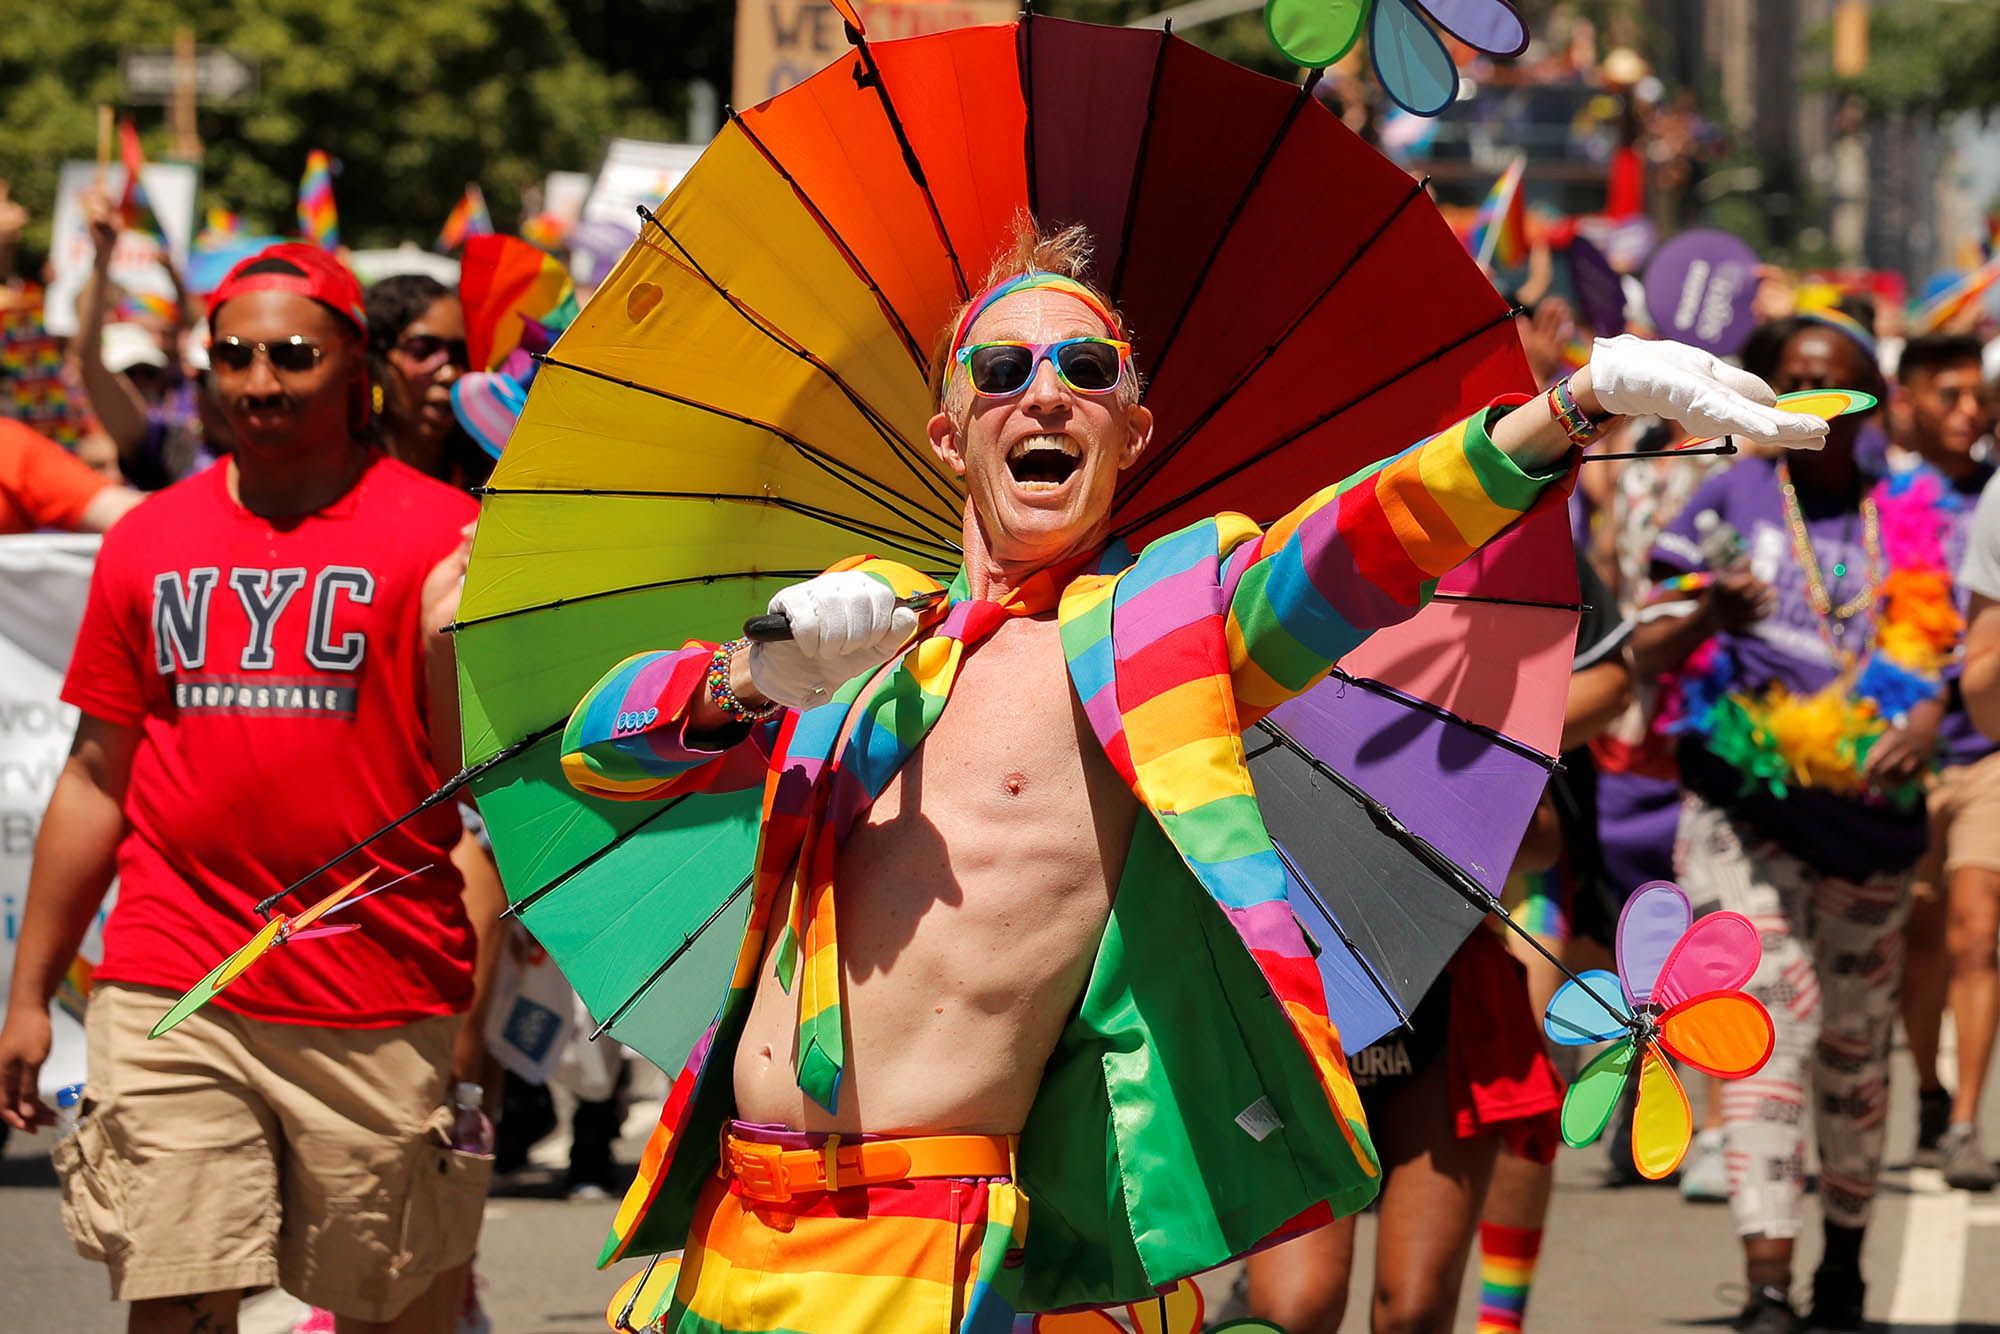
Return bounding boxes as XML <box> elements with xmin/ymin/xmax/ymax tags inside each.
<box><xmin>1635</xmin><ymin>315</ymin><xmax>1925</xmax><ymax>1334</ymax></box>
<box><xmin>1893</xmin><ymin>333</ymin><xmax>2000</xmax><ymax>1191</ymax></box>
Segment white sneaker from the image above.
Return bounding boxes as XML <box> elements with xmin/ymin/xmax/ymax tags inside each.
<box><xmin>1681</xmin><ymin>1128</ymin><xmax>1729</xmax><ymax>1202</ymax></box>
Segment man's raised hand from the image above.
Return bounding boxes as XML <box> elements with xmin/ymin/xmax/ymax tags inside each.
<box><xmin>1588</xmin><ymin>334</ymin><xmax>1830</xmax><ymax>450</ymax></box>
<box><xmin>748</xmin><ymin>572</ymin><xmax>919</xmax><ymax>708</ymax></box>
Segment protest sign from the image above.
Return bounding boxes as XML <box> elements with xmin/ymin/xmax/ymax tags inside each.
<box><xmin>732</xmin><ymin>0</ymin><xmax>1016</xmax><ymax>108</ymax></box>
<box><xmin>1643</xmin><ymin>228</ymin><xmax>1760</xmax><ymax>358</ymax></box>
<box><xmin>44</xmin><ymin>159</ymin><xmax>198</xmax><ymax>338</ymax></box>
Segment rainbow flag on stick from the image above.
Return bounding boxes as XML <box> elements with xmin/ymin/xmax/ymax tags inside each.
<box><xmin>296</xmin><ymin>149</ymin><xmax>339</xmax><ymax>251</ymax></box>
<box><xmin>1913</xmin><ymin>259</ymin><xmax>2000</xmax><ymax>335</ymax></box>
<box><xmin>116</xmin><ymin>119</ymin><xmax>165</xmax><ymax>243</ymax></box>
<box><xmin>1472</xmin><ymin>157</ymin><xmax>1530</xmax><ymax>270</ymax></box>
<box><xmin>436</xmin><ymin>184</ymin><xmax>495</xmax><ymax>253</ymax></box>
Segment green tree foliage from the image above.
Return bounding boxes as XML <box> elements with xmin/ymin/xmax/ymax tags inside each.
<box><xmin>1826</xmin><ymin>0</ymin><xmax>2000</xmax><ymax>115</ymax></box>
<box><xmin>0</xmin><ymin>0</ymin><xmax>671</xmax><ymax>253</ymax></box>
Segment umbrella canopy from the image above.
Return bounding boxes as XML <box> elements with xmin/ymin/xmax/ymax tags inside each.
<box><xmin>446</xmin><ymin>13</ymin><xmax>1573</xmax><ymax>1074</ymax></box>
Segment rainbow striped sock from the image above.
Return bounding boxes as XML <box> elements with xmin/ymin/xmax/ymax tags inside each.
<box><xmin>1476</xmin><ymin>1221</ymin><xmax>1543</xmax><ymax>1333</ymax></box>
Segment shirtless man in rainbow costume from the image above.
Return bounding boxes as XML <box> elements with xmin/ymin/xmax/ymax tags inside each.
<box><xmin>561</xmin><ymin>224</ymin><xmax>1829</xmax><ymax>1333</ymax></box>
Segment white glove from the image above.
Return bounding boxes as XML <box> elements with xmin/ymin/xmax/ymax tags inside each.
<box><xmin>1587</xmin><ymin>334</ymin><xmax>1829</xmax><ymax>450</ymax></box>
<box><xmin>746</xmin><ymin>571</ymin><xmax>919</xmax><ymax>709</ymax></box>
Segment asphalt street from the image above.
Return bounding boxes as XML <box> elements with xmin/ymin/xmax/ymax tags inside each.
<box><xmin>4</xmin><ymin>1029</ymin><xmax>1997</xmax><ymax>1333</ymax></box>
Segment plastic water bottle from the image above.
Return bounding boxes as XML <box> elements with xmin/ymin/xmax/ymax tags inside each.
<box><xmin>52</xmin><ymin>1083</ymin><xmax>84</xmax><ymax>1140</ymax></box>
<box><xmin>450</xmin><ymin>1081</ymin><xmax>495</xmax><ymax>1158</ymax></box>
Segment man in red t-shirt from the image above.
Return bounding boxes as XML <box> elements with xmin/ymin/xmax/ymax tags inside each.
<box><xmin>0</xmin><ymin>244</ymin><xmax>494</xmax><ymax>1332</ymax></box>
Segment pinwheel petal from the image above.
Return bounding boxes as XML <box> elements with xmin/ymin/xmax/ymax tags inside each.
<box><xmin>1632</xmin><ymin>1042</ymin><xmax>1693</xmax><ymax>1179</ymax></box>
<box><xmin>1411</xmin><ymin>0</ymin><xmax>1529</xmax><ymax>56</ymax></box>
<box><xmin>1654</xmin><ymin>910</ymin><xmax>1762</xmax><ymax>1010</ymax></box>
<box><xmin>213</xmin><ymin>917</ymin><xmax>287</xmax><ymax>990</ymax></box>
<box><xmin>1131</xmin><ymin>1277</ymin><xmax>1206</xmax><ymax>1334</ymax></box>
<box><xmin>1265</xmin><ymin>0</ymin><xmax>1373</xmax><ymax>69</ymax></box>
<box><xmin>1561</xmin><ymin>1036</ymin><xmax>1634</xmax><ymax>1149</ymax></box>
<box><xmin>1616</xmin><ymin>880</ymin><xmax>1691</xmax><ymax>1007</ymax></box>
<box><xmin>606</xmin><ymin>1256</ymin><xmax>681</xmax><ymax>1332</ymax></box>
<box><xmin>1371</xmin><ymin>0</ymin><xmax>1460</xmax><ymax>117</ymax></box>
<box><xmin>1543</xmin><ymin>969</ymin><xmax>1630</xmax><ymax>1045</ymax></box>
<box><xmin>284</xmin><ymin>922</ymin><xmax>364</xmax><ymax>944</ymax></box>
<box><xmin>287</xmin><ymin>867</ymin><xmax>379</xmax><ymax>934</ymax></box>
<box><xmin>1034</xmin><ymin>1312</ymin><xmax>1127</xmax><ymax>1334</ymax></box>
<box><xmin>1659</xmin><ymin>990</ymin><xmax>1776</xmax><ymax>1079</ymax></box>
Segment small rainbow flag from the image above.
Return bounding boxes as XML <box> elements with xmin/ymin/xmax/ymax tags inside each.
<box><xmin>1472</xmin><ymin>157</ymin><xmax>1530</xmax><ymax>269</ymax></box>
<box><xmin>436</xmin><ymin>184</ymin><xmax>494</xmax><ymax>253</ymax></box>
<box><xmin>203</xmin><ymin>206</ymin><xmax>244</xmax><ymax>237</ymax></box>
<box><xmin>116</xmin><ymin>120</ymin><xmax>165</xmax><ymax>243</ymax></box>
<box><xmin>116</xmin><ymin>289</ymin><xmax>180</xmax><ymax>325</ymax></box>
<box><xmin>296</xmin><ymin>149</ymin><xmax>339</xmax><ymax>251</ymax></box>
<box><xmin>1913</xmin><ymin>259</ymin><xmax>2000</xmax><ymax>335</ymax></box>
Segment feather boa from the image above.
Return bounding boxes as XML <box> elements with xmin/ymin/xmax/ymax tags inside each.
<box><xmin>1666</xmin><ymin>470</ymin><xmax>1961</xmax><ymax>807</ymax></box>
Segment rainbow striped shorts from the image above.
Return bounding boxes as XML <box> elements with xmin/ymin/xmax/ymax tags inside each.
<box><xmin>656</xmin><ymin>1124</ymin><xmax>1027</xmax><ymax>1334</ymax></box>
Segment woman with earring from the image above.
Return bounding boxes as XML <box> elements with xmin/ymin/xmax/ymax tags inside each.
<box><xmin>364</xmin><ymin>273</ymin><xmax>490</xmax><ymax>488</ymax></box>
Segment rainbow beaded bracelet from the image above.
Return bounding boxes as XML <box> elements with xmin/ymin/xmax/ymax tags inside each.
<box><xmin>707</xmin><ymin>637</ymin><xmax>780</xmax><ymax>723</ymax></box>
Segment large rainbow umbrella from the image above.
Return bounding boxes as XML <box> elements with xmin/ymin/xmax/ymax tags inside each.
<box><xmin>267</xmin><ymin>12</ymin><xmax>1578</xmax><ymax>1075</ymax></box>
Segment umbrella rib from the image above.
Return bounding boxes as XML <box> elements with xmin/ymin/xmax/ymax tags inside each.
<box><xmin>470</xmin><ymin>487</ymin><xmax>963</xmax><ymax>565</ymax></box>
<box><xmin>850</xmin><ymin>36</ymin><xmax>969</xmax><ymax>299</ymax></box>
<box><xmin>1429</xmin><ymin>590</ymin><xmax>1588</xmax><ymax>614</ymax></box>
<box><xmin>249</xmin><ymin>720</ymin><xmax>566</xmax><ymax>917</ymax></box>
<box><xmin>448</xmin><ymin>569</ymin><xmax>828</xmax><ymax>634</ymax></box>
<box><xmin>1266</xmin><ymin>833</ymin><xmax>1414</xmax><ymax>1033</ymax></box>
<box><xmin>1321</xmin><ymin>667</ymin><xmax>1560</xmax><ymax>770</ymax></box>
<box><xmin>632</xmin><ymin>202</ymin><xmax>965</xmax><ymax>517</ymax></box>
<box><xmin>1116</xmin><ymin>174</ymin><xmax>1433</xmax><ymax>506</ymax></box>
<box><xmin>587</xmin><ymin>873</ymin><xmax>757</xmax><ymax>1041</ymax></box>
<box><xmin>533</xmin><ymin>354</ymin><xmax>963</xmax><ymax>545</ymax></box>
<box><xmin>1140</xmin><ymin>70</ymin><xmax>1322</xmax><ymax>392</ymax></box>
<box><xmin>502</xmin><ymin>788</ymin><xmax>699</xmax><ymax>922</ymax></box>
<box><xmin>1108</xmin><ymin>27</ymin><xmax>1174</xmax><ymax>299</ymax></box>
<box><xmin>1018</xmin><ymin>12</ymin><xmax>1038</xmax><ymax>219</ymax></box>
<box><xmin>1251</xmin><ymin>719</ymin><xmax>1635</xmax><ymax>1034</ymax></box>
<box><xmin>732</xmin><ymin>111</ymin><xmax>930</xmax><ymax>372</ymax></box>
<box><xmin>1114</xmin><ymin>303</ymin><xmax>1518</xmax><ymax>539</ymax></box>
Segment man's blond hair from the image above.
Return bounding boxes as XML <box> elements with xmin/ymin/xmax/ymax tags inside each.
<box><xmin>931</xmin><ymin>215</ymin><xmax>1141</xmax><ymax>418</ymax></box>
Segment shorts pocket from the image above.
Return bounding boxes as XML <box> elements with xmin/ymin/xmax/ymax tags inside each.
<box><xmin>397</xmin><ymin>1105</ymin><xmax>492</xmax><ymax>1280</ymax></box>
<box><xmin>53</xmin><ymin>1106</ymin><xmax>121</xmax><ymax>1263</ymax></box>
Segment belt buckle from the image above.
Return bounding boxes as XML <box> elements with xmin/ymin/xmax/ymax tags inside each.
<box><xmin>728</xmin><ymin>1140</ymin><xmax>793</xmax><ymax>1203</ymax></box>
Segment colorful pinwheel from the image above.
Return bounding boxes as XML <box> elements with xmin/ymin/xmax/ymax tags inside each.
<box><xmin>1542</xmin><ymin>880</ymin><xmax>1775</xmax><ymax>1179</ymax></box>
<box><xmin>149</xmin><ymin>867</ymin><xmax>417</xmax><ymax>1039</ymax></box>
<box><xmin>1264</xmin><ymin>0</ymin><xmax>1529</xmax><ymax>116</ymax></box>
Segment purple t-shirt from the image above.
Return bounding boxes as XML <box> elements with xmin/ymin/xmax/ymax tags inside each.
<box><xmin>1652</xmin><ymin>457</ymin><xmax>1929</xmax><ymax>879</ymax></box>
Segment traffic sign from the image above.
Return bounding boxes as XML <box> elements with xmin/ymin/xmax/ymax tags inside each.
<box><xmin>120</xmin><ymin>47</ymin><xmax>257</xmax><ymax>105</ymax></box>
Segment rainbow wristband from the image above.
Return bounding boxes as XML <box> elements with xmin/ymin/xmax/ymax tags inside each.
<box><xmin>707</xmin><ymin>638</ymin><xmax>780</xmax><ymax>723</ymax></box>
<box><xmin>1547</xmin><ymin>375</ymin><xmax>1606</xmax><ymax>448</ymax></box>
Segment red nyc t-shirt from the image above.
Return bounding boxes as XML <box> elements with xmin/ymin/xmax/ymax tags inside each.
<box><xmin>62</xmin><ymin>456</ymin><xmax>478</xmax><ymax>1027</ymax></box>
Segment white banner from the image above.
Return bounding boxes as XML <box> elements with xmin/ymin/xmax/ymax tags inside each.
<box><xmin>0</xmin><ymin>533</ymin><xmax>111</xmax><ymax>1101</ymax></box>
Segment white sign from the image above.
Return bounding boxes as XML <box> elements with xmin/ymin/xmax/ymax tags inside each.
<box><xmin>0</xmin><ymin>534</ymin><xmax>111</xmax><ymax>1103</ymax></box>
<box><xmin>44</xmin><ymin>159</ymin><xmax>199</xmax><ymax>338</ymax></box>
<box><xmin>582</xmin><ymin>138</ymin><xmax>706</xmax><ymax>230</ymax></box>
<box><xmin>120</xmin><ymin>47</ymin><xmax>257</xmax><ymax>104</ymax></box>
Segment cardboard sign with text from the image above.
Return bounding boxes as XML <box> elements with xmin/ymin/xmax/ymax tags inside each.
<box><xmin>733</xmin><ymin>0</ymin><xmax>1017</xmax><ymax>109</ymax></box>
<box><xmin>44</xmin><ymin>159</ymin><xmax>198</xmax><ymax>338</ymax></box>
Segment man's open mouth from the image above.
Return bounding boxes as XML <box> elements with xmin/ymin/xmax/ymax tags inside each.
<box><xmin>1006</xmin><ymin>434</ymin><xmax>1081</xmax><ymax>490</ymax></box>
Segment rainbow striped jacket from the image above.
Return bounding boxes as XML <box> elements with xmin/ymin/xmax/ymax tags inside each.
<box><xmin>562</xmin><ymin>404</ymin><xmax>1567</xmax><ymax>1308</ymax></box>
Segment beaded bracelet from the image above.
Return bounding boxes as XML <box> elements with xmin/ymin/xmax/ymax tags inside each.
<box><xmin>707</xmin><ymin>637</ymin><xmax>780</xmax><ymax>723</ymax></box>
<box><xmin>1546</xmin><ymin>375</ymin><xmax>1607</xmax><ymax>448</ymax></box>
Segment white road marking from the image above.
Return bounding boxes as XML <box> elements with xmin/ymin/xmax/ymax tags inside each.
<box><xmin>1889</xmin><ymin>1166</ymin><xmax>1969</xmax><ymax>1332</ymax></box>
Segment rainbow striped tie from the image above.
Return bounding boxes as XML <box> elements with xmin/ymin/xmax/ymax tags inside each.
<box><xmin>772</xmin><ymin>558</ymin><xmax>1080</xmax><ymax>1111</ymax></box>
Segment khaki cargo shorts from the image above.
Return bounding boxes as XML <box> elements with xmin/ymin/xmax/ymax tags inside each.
<box><xmin>1919</xmin><ymin>748</ymin><xmax>2000</xmax><ymax>893</ymax></box>
<box><xmin>54</xmin><ymin>983</ymin><xmax>491</xmax><ymax>1321</ymax></box>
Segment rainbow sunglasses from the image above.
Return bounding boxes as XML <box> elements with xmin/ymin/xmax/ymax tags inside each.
<box><xmin>948</xmin><ymin>271</ymin><xmax>1130</xmax><ymax>398</ymax></box>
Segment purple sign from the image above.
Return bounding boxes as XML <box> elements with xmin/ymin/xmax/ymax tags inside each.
<box><xmin>1567</xmin><ymin>234</ymin><xmax>1625</xmax><ymax>337</ymax></box>
<box><xmin>1577</xmin><ymin>215</ymin><xmax>1657</xmax><ymax>273</ymax></box>
<box><xmin>1643</xmin><ymin>229</ymin><xmax>1760</xmax><ymax>357</ymax></box>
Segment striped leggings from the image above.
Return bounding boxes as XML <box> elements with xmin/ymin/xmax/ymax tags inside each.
<box><xmin>1674</xmin><ymin>797</ymin><xmax>1910</xmax><ymax>1238</ymax></box>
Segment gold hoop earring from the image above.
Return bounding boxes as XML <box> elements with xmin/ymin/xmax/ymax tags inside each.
<box><xmin>371</xmin><ymin>382</ymin><xmax>384</xmax><ymax>414</ymax></box>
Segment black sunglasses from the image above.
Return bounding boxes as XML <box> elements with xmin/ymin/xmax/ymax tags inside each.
<box><xmin>211</xmin><ymin>334</ymin><xmax>324</xmax><ymax>374</ymax></box>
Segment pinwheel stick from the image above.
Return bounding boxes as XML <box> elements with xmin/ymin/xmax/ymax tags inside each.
<box><xmin>742</xmin><ymin>589</ymin><xmax>948</xmax><ymax>643</ymax></box>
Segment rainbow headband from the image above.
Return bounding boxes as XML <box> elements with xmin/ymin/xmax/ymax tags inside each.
<box><xmin>947</xmin><ymin>271</ymin><xmax>1121</xmax><ymax>361</ymax></box>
